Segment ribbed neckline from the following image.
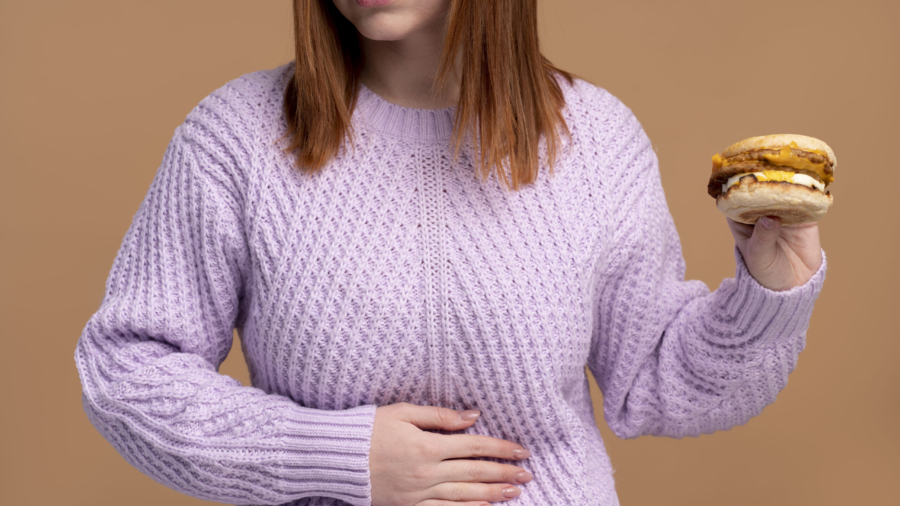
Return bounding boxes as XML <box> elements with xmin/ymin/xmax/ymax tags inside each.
<box><xmin>354</xmin><ymin>82</ymin><xmax>457</xmax><ymax>143</ymax></box>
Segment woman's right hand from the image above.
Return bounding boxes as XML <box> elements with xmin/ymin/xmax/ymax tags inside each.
<box><xmin>370</xmin><ymin>402</ymin><xmax>534</xmax><ymax>506</ymax></box>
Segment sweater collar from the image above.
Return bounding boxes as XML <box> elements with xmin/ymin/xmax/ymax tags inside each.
<box><xmin>354</xmin><ymin>82</ymin><xmax>457</xmax><ymax>143</ymax></box>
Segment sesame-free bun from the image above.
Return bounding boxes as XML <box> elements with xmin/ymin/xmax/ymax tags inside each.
<box><xmin>720</xmin><ymin>133</ymin><xmax>837</xmax><ymax>171</ymax></box>
<box><xmin>717</xmin><ymin>175</ymin><xmax>833</xmax><ymax>225</ymax></box>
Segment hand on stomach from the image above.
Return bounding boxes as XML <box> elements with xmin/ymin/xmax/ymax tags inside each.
<box><xmin>370</xmin><ymin>402</ymin><xmax>533</xmax><ymax>506</ymax></box>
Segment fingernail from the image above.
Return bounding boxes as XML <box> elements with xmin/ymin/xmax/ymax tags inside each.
<box><xmin>502</xmin><ymin>486</ymin><xmax>520</xmax><ymax>498</ymax></box>
<box><xmin>459</xmin><ymin>410</ymin><xmax>480</xmax><ymax>421</ymax></box>
<box><xmin>514</xmin><ymin>471</ymin><xmax>533</xmax><ymax>483</ymax></box>
<box><xmin>759</xmin><ymin>216</ymin><xmax>775</xmax><ymax>229</ymax></box>
<box><xmin>512</xmin><ymin>448</ymin><xmax>531</xmax><ymax>459</ymax></box>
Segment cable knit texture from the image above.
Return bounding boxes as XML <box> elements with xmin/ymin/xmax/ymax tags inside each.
<box><xmin>75</xmin><ymin>61</ymin><xmax>827</xmax><ymax>506</ymax></box>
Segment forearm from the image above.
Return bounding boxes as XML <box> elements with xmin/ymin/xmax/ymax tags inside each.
<box><xmin>75</xmin><ymin>329</ymin><xmax>377</xmax><ymax>505</ymax></box>
<box><xmin>600</xmin><ymin>247</ymin><xmax>826</xmax><ymax>439</ymax></box>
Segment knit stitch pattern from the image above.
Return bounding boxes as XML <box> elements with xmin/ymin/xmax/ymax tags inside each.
<box><xmin>75</xmin><ymin>61</ymin><xmax>826</xmax><ymax>506</ymax></box>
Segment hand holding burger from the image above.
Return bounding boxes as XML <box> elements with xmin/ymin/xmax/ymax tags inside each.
<box><xmin>709</xmin><ymin>134</ymin><xmax>834</xmax><ymax>291</ymax></box>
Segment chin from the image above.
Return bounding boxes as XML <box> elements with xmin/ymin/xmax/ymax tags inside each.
<box><xmin>332</xmin><ymin>0</ymin><xmax>449</xmax><ymax>42</ymax></box>
<box><xmin>352</xmin><ymin>14</ymin><xmax>421</xmax><ymax>41</ymax></box>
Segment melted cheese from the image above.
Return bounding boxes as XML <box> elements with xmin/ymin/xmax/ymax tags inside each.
<box><xmin>757</xmin><ymin>170</ymin><xmax>795</xmax><ymax>182</ymax></box>
<box><xmin>711</xmin><ymin>141</ymin><xmax>833</xmax><ymax>184</ymax></box>
<box><xmin>723</xmin><ymin>171</ymin><xmax>826</xmax><ymax>193</ymax></box>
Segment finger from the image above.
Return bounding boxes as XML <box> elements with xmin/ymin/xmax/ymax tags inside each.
<box><xmin>434</xmin><ymin>459</ymin><xmax>533</xmax><ymax>485</ymax></box>
<box><xmin>748</xmin><ymin>215</ymin><xmax>782</xmax><ymax>260</ymax></box>
<box><xmin>726</xmin><ymin>217</ymin><xmax>753</xmax><ymax>241</ymax></box>
<box><xmin>438</xmin><ymin>434</ymin><xmax>531</xmax><ymax>461</ymax></box>
<box><xmin>397</xmin><ymin>403</ymin><xmax>482</xmax><ymax>431</ymax></box>
<box><xmin>425</xmin><ymin>481</ymin><xmax>522</xmax><ymax>503</ymax></box>
<box><xmin>726</xmin><ymin>217</ymin><xmax>753</xmax><ymax>257</ymax></box>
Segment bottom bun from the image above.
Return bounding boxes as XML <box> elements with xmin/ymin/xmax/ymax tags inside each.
<box><xmin>716</xmin><ymin>176</ymin><xmax>833</xmax><ymax>225</ymax></box>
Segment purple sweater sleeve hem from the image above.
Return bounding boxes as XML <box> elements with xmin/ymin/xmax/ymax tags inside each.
<box><xmin>726</xmin><ymin>245</ymin><xmax>827</xmax><ymax>348</ymax></box>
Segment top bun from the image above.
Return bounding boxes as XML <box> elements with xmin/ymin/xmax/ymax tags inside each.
<box><xmin>720</xmin><ymin>134</ymin><xmax>836</xmax><ymax>172</ymax></box>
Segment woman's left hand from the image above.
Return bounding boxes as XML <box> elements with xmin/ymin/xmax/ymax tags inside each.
<box><xmin>727</xmin><ymin>216</ymin><xmax>823</xmax><ymax>291</ymax></box>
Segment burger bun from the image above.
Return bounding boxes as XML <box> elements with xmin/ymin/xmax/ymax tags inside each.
<box><xmin>720</xmin><ymin>134</ymin><xmax>837</xmax><ymax>170</ymax></box>
<box><xmin>717</xmin><ymin>175</ymin><xmax>833</xmax><ymax>225</ymax></box>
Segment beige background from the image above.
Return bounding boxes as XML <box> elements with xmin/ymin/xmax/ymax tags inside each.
<box><xmin>2</xmin><ymin>1</ymin><xmax>897</xmax><ymax>504</ymax></box>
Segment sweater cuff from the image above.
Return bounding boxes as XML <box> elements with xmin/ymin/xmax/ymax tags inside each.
<box><xmin>279</xmin><ymin>403</ymin><xmax>377</xmax><ymax>506</ymax></box>
<box><xmin>719</xmin><ymin>246</ymin><xmax>827</xmax><ymax>348</ymax></box>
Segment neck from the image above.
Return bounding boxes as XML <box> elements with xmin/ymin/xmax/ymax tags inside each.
<box><xmin>358</xmin><ymin>19</ymin><xmax>460</xmax><ymax>109</ymax></box>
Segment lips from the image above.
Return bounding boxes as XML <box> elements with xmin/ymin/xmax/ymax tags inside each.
<box><xmin>354</xmin><ymin>0</ymin><xmax>394</xmax><ymax>7</ymax></box>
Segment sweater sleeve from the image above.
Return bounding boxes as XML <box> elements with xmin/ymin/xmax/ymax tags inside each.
<box><xmin>586</xmin><ymin>98</ymin><xmax>826</xmax><ymax>439</ymax></box>
<box><xmin>74</xmin><ymin>101</ymin><xmax>377</xmax><ymax>505</ymax></box>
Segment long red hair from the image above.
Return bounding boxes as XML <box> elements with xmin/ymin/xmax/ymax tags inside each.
<box><xmin>281</xmin><ymin>0</ymin><xmax>575</xmax><ymax>190</ymax></box>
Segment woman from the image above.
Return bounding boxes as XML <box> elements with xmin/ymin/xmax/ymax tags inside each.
<box><xmin>74</xmin><ymin>1</ymin><xmax>826</xmax><ymax>505</ymax></box>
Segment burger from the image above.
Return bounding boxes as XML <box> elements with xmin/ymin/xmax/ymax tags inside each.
<box><xmin>708</xmin><ymin>134</ymin><xmax>835</xmax><ymax>225</ymax></box>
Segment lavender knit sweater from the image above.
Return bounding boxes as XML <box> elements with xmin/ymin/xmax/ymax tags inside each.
<box><xmin>75</xmin><ymin>61</ymin><xmax>826</xmax><ymax>506</ymax></box>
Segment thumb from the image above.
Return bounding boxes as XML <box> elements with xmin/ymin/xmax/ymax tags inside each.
<box><xmin>398</xmin><ymin>403</ymin><xmax>481</xmax><ymax>431</ymax></box>
<box><xmin>747</xmin><ymin>215</ymin><xmax>782</xmax><ymax>260</ymax></box>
